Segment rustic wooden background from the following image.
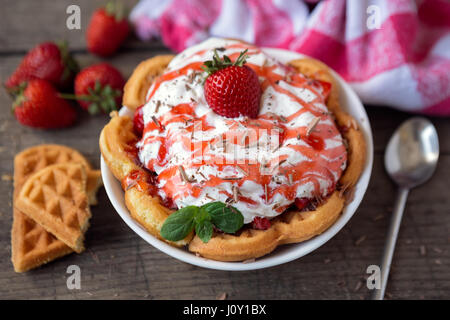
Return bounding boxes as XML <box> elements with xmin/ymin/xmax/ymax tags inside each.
<box><xmin>0</xmin><ymin>0</ymin><xmax>448</xmax><ymax>300</ymax></box>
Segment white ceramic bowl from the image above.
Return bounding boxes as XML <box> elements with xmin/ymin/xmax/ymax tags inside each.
<box><xmin>101</xmin><ymin>48</ymin><xmax>374</xmax><ymax>271</ymax></box>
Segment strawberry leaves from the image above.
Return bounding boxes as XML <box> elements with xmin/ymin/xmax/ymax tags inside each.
<box><xmin>160</xmin><ymin>202</ymin><xmax>244</xmax><ymax>243</ymax></box>
<box><xmin>85</xmin><ymin>80</ymin><xmax>121</xmax><ymax>114</ymax></box>
<box><xmin>202</xmin><ymin>49</ymin><xmax>249</xmax><ymax>76</ymax></box>
<box><xmin>59</xmin><ymin>80</ymin><xmax>121</xmax><ymax>114</ymax></box>
<box><xmin>105</xmin><ymin>0</ymin><xmax>128</xmax><ymax>22</ymax></box>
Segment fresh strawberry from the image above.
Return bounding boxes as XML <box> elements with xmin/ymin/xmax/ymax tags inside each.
<box><xmin>5</xmin><ymin>42</ymin><xmax>78</xmax><ymax>91</ymax></box>
<box><xmin>203</xmin><ymin>49</ymin><xmax>261</xmax><ymax>118</ymax></box>
<box><xmin>252</xmin><ymin>216</ymin><xmax>271</xmax><ymax>230</ymax></box>
<box><xmin>13</xmin><ymin>79</ymin><xmax>77</xmax><ymax>129</ymax></box>
<box><xmin>133</xmin><ymin>105</ymin><xmax>145</xmax><ymax>135</ymax></box>
<box><xmin>295</xmin><ymin>197</ymin><xmax>310</xmax><ymax>210</ymax></box>
<box><xmin>60</xmin><ymin>63</ymin><xmax>125</xmax><ymax>114</ymax></box>
<box><xmin>86</xmin><ymin>1</ymin><xmax>130</xmax><ymax>57</ymax></box>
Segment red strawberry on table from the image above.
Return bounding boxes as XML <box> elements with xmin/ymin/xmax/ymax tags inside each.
<box><xmin>60</xmin><ymin>63</ymin><xmax>125</xmax><ymax>115</ymax></box>
<box><xmin>87</xmin><ymin>1</ymin><xmax>130</xmax><ymax>57</ymax></box>
<box><xmin>203</xmin><ymin>49</ymin><xmax>262</xmax><ymax>119</ymax></box>
<box><xmin>5</xmin><ymin>41</ymin><xmax>78</xmax><ymax>91</ymax></box>
<box><xmin>13</xmin><ymin>79</ymin><xmax>77</xmax><ymax>129</ymax></box>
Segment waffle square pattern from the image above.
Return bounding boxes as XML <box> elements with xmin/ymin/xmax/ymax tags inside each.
<box><xmin>15</xmin><ymin>163</ymin><xmax>91</xmax><ymax>253</ymax></box>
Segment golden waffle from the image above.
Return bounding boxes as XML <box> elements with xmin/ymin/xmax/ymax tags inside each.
<box><xmin>15</xmin><ymin>163</ymin><xmax>91</xmax><ymax>253</ymax></box>
<box><xmin>14</xmin><ymin>144</ymin><xmax>102</xmax><ymax>205</ymax></box>
<box><xmin>123</xmin><ymin>54</ymin><xmax>175</xmax><ymax>111</ymax></box>
<box><xmin>100</xmin><ymin>50</ymin><xmax>366</xmax><ymax>261</ymax></box>
<box><xmin>86</xmin><ymin>170</ymin><xmax>103</xmax><ymax>205</ymax></box>
<box><xmin>12</xmin><ymin>144</ymin><xmax>101</xmax><ymax>272</ymax></box>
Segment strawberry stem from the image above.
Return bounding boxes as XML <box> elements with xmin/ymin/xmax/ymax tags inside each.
<box><xmin>58</xmin><ymin>93</ymin><xmax>95</xmax><ymax>101</ymax></box>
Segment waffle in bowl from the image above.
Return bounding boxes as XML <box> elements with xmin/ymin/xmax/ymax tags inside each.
<box><xmin>100</xmin><ymin>38</ymin><xmax>366</xmax><ymax>261</ymax></box>
<box><xmin>12</xmin><ymin>144</ymin><xmax>102</xmax><ymax>272</ymax></box>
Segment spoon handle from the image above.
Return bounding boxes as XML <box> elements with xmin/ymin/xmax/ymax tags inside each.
<box><xmin>372</xmin><ymin>187</ymin><xmax>409</xmax><ymax>300</ymax></box>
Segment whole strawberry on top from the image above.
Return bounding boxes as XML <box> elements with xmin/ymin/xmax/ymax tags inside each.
<box><xmin>13</xmin><ymin>79</ymin><xmax>77</xmax><ymax>129</ymax></box>
<box><xmin>5</xmin><ymin>41</ymin><xmax>78</xmax><ymax>91</ymax></box>
<box><xmin>203</xmin><ymin>49</ymin><xmax>261</xmax><ymax>119</ymax></box>
<box><xmin>87</xmin><ymin>1</ymin><xmax>130</xmax><ymax>57</ymax></box>
<box><xmin>60</xmin><ymin>63</ymin><xmax>125</xmax><ymax>115</ymax></box>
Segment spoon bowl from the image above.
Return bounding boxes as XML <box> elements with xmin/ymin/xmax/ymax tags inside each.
<box><xmin>385</xmin><ymin>117</ymin><xmax>439</xmax><ymax>188</ymax></box>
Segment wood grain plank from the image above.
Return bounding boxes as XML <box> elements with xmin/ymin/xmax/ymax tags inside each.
<box><xmin>368</xmin><ymin>107</ymin><xmax>450</xmax><ymax>155</ymax></box>
<box><xmin>0</xmin><ymin>0</ymin><xmax>449</xmax><ymax>299</ymax></box>
<box><xmin>1</xmin><ymin>57</ymin><xmax>450</xmax><ymax>299</ymax></box>
<box><xmin>1</xmin><ymin>146</ymin><xmax>449</xmax><ymax>299</ymax></box>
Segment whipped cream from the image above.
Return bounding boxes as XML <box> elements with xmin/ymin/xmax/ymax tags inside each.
<box><xmin>137</xmin><ymin>38</ymin><xmax>347</xmax><ymax>223</ymax></box>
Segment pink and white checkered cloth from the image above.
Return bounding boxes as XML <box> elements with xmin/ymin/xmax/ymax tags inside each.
<box><xmin>130</xmin><ymin>0</ymin><xmax>450</xmax><ymax>115</ymax></box>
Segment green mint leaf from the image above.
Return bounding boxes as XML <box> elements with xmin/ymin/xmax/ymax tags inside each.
<box><xmin>201</xmin><ymin>202</ymin><xmax>244</xmax><ymax>233</ymax></box>
<box><xmin>160</xmin><ymin>201</ymin><xmax>244</xmax><ymax>243</ymax></box>
<box><xmin>194</xmin><ymin>205</ymin><xmax>209</xmax><ymax>224</ymax></box>
<box><xmin>160</xmin><ymin>206</ymin><xmax>198</xmax><ymax>241</ymax></box>
<box><xmin>195</xmin><ymin>219</ymin><xmax>213</xmax><ymax>243</ymax></box>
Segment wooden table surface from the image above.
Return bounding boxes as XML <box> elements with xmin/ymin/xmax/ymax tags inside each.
<box><xmin>0</xmin><ymin>0</ymin><xmax>448</xmax><ymax>300</ymax></box>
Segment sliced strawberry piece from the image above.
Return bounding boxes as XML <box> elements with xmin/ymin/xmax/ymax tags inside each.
<box><xmin>161</xmin><ymin>197</ymin><xmax>177</xmax><ymax>210</ymax></box>
<box><xmin>252</xmin><ymin>216</ymin><xmax>271</xmax><ymax>230</ymax></box>
<box><xmin>133</xmin><ymin>105</ymin><xmax>145</xmax><ymax>136</ymax></box>
<box><xmin>295</xmin><ymin>197</ymin><xmax>310</xmax><ymax>210</ymax></box>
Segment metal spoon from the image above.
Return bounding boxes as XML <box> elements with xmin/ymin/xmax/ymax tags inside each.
<box><xmin>372</xmin><ymin>117</ymin><xmax>439</xmax><ymax>300</ymax></box>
